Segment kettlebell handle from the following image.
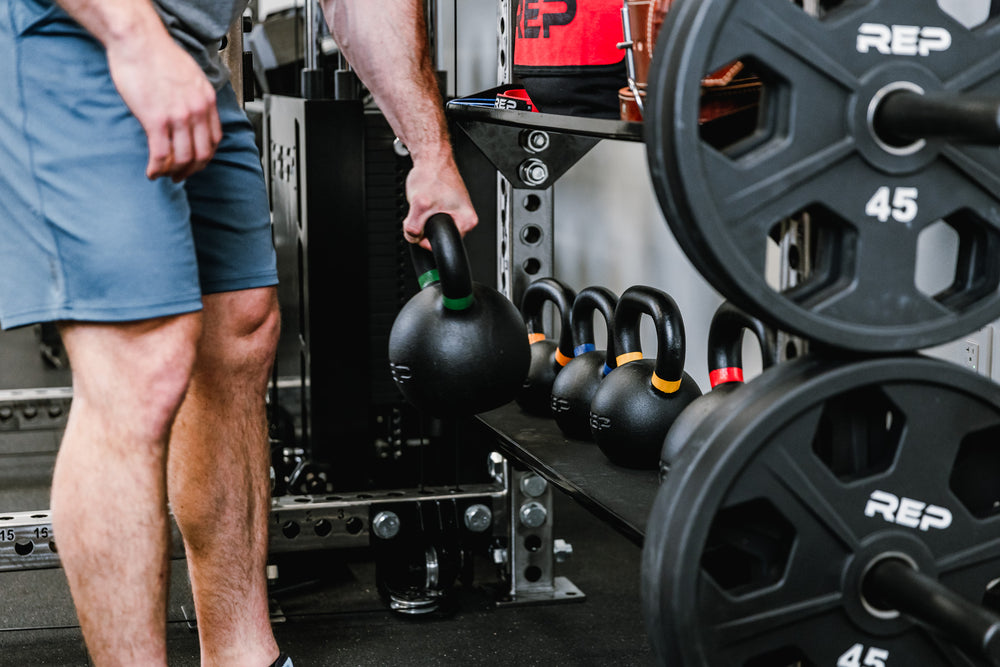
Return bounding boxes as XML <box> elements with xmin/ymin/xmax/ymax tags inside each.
<box><xmin>408</xmin><ymin>214</ymin><xmax>474</xmax><ymax>309</ymax></box>
<box><xmin>706</xmin><ymin>302</ymin><xmax>777</xmax><ymax>388</ymax></box>
<box><xmin>613</xmin><ymin>286</ymin><xmax>686</xmax><ymax>394</ymax></box>
<box><xmin>570</xmin><ymin>286</ymin><xmax>619</xmax><ymax>373</ymax></box>
<box><xmin>521</xmin><ymin>278</ymin><xmax>576</xmax><ymax>358</ymax></box>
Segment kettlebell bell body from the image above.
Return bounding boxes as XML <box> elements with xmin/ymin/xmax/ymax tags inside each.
<box><xmin>550</xmin><ymin>286</ymin><xmax>619</xmax><ymax>440</ymax></box>
<box><xmin>388</xmin><ymin>215</ymin><xmax>530</xmax><ymax>417</ymax></box>
<box><xmin>516</xmin><ymin>278</ymin><xmax>576</xmax><ymax>417</ymax></box>
<box><xmin>589</xmin><ymin>286</ymin><xmax>701</xmax><ymax>470</ymax></box>
<box><xmin>659</xmin><ymin>301</ymin><xmax>777</xmax><ymax>480</ymax></box>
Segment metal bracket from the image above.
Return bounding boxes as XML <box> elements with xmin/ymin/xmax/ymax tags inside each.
<box><xmin>492</xmin><ymin>458</ymin><xmax>584</xmax><ymax>606</ymax></box>
<box><xmin>455</xmin><ymin>122</ymin><xmax>599</xmax><ymax>191</ymax></box>
<box><xmin>0</xmin><ymin>483</ymin><xmax>505</xmax><ymax>573</ymax></box>
<box><xmin>495</xmin><ymin>179</ymin><xmax>557</xmax><ymax>305</ymax></box>
<box><xmin>0</xmin><ymin>387</ymin><xmax>72</xmax><ymax>433</ymax></box>
<box><xmin>497</xmin><ymin>0</ymin><xmax>514</xmax><ymax>88</ymax></box>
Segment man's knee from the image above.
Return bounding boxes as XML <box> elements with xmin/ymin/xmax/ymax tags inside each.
<box><xmin>60</xmin><ymin>313</ymin><xmax>203</xmax><ymax>442</ymax></box>
<box><xmin>198</xmin><ymin>287</ymin><xmax>280</xmax><ymax>380</ymax></box>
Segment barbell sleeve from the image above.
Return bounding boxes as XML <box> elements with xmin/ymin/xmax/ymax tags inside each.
<box><xmin>874</xmin><ymin>90</ymin><xmax>1000</xmax><ymax>145</ymax></box>
<box><xmin>863</xmin><ymin>558</ymin><xmax>1000</xmax><ymax>665</ymax></box>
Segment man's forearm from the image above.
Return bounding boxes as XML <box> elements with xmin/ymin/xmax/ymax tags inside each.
<box><xmin>320</xmin><ymin>0</ymin><xmax>478</xmax><ymax>242</ymax></box>
<box><xmin>321</xmin><ymin>0</ymin><xmax>453</xmax><ymax>164</ymax></box>
<box><xmin>53</xmin><ymin>0</ymin><xmax>170</xmax><ymax>50</ymax></box>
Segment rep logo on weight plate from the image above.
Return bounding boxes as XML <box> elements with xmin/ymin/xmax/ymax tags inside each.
<box><xmin>864</xmin><ymin>489</ymin><xmax>953</xmax><ymax>532</ymax></box>
<box><xmin>856</xmin><ymin>22</ymin><xmax>952</xmax><ymax>56</ymax></box>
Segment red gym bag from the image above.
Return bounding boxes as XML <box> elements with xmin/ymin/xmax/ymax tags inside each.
<box><xmin>513</xmin><ymin>0</ymin><xmax>627</xmax><ymax>118</ymax></box>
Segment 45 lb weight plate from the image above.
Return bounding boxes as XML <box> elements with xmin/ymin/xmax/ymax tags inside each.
<box><xmin>646</xmin><ymin>0</ymin><xmax>1000</xmax><ymax>352</ymax></box>
<box><xmin>642</xmin><ymin>354</ymin><xmax>1000</xmax><ymax>665</ymax></box>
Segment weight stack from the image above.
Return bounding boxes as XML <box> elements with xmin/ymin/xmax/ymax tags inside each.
<box><xmin>263</xmin><ymin>95</ymin><xmax>435</xmax><ymax>491</ymax></box>
<box><xmin>362</xmin><ymin>110</ymin><xmax>439</xmax><ymax>489</ymax></box>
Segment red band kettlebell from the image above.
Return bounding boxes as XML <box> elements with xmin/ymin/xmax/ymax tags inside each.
<box><xmin>659</xmin><ymin>301</ymin><xmax>777</xmax><ymax>480</ymax></box>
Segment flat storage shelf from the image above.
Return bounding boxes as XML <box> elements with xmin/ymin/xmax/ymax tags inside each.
<box><xmin>446</xmin><ymin>104</ymin><xmax>645</xmax><ymax>143</ymax></box>
<box><xmin>477</xmin><ymin>403</ymin><xmax>660</xmax><ymax>546</ymax></box>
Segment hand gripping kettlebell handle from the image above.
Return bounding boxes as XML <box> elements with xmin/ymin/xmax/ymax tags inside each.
<box><xmin>408</xmin><ymin>214</ymin><xmax>474</xmax><ymax>309</ymax></box>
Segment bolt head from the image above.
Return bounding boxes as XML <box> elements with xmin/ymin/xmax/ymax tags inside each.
<box><xmin>519</xmin><ymin>501</ymin><xmax>548</xmax><ymax>528</ymax></box>
<box><xmin>520</xmin><ymin>473</ymin><xmax>548</xmax><ymax>498</ymax></box>
<box><xmin>522</xmin><ymin>130</ymin><xmax>550</xmax><ymax>153</ymax></box>
<box><xmin>519</xmin><ymin>158</ymin><xmax>549</xmax><ymax>186</ymax></box>
<box><xmin>372</xmin><ymin>511</ymin><xmax>401</xmax><ymax>539</ymax></box>
<box><xmin>464</xmin><ymin>504</ymin><xmax>493</xmax><ymax>533</ymax></box>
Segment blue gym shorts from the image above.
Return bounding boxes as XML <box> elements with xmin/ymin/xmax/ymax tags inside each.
<box><xmin>0</xmin><ymin>0</ymin><xmax>279</xmax><ymax>330</ymax></box>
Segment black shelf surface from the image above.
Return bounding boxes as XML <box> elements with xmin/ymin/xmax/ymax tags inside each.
<box><xmin>447</xmin><ymin>104</ymin><xmax>645</xmax><ymax>143</ymax></box>
<box><xmin>477</xmin><ymin>403</ymin><xmax>660</xmax><ymax>546</ymax></box>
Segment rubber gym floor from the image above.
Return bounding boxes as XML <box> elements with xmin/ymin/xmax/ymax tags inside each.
<box><xmin>0</xmin><ymin>325</ymin><xmax>654</xmax><ymax>666</ymax></box>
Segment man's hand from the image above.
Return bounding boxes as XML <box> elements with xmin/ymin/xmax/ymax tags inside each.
<box><xmin>51</xmin><ymin>0</ymin><xmax>222</xmax><ymax>181</ymax></box>
<box><xmin>105</xmin><ymin>32</ymin><xmax>222</xmax><ymax>182</ymax></box>
<box><xmin>402</xmin><ymin>155</ymin><xmax>478</xmax><ymax>251</ymax></box>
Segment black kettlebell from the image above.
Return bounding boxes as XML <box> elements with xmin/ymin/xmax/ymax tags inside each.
<box><xmin>658</xmin><ymin>301</ymin><xmax>777</xmax><ymax>481</ymax></box>
<box><xmin>515</xmin><ymin>277</ymin><xmax>577</xmax><ymax>417</ymax></box>
<box><xmin>589</xmin><ymin>285</ymin><xmax>702</xmax><ymax>470</ymax></box>
<box><xmin>388</xmin><ymin>214</ymin><xmax>531</xmax><ymax>417</ymax></box>
<box><xmin>550</xmin><ymin>286</ymin><xmax>619</xmax><ymax>440</ymax></box>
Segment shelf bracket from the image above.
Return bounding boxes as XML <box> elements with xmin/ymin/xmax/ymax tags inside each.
<box><xmin>491</xmin><ymin>458</ymin><xmax>585</xmax><ymax>607</ymax></box>
<box><xmin>453</xmin><ymin>121</ymin><xmax>600</xmax><ymax>191</ymax></box>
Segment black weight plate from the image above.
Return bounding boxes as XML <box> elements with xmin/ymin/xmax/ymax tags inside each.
<box><xmin>646</xmin><ymin>0</ymin><xmax>1000</xmax><ymax>352</ymax></box>
<box><xmin>642</xmin><ymin>354</ymin><xmax>1000</xmax><ymax>666</ymax></box>
<box><xmin>644</xmin><ymin>0</ymin><xmax>749</xmax><ymax>308</ymax></box>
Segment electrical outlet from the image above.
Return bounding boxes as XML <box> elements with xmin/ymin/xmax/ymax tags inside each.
<box><xmin>923</xmin><ymin>325</ymin><xmax>994</xmax><ymax>377</ymax></box>
<box><xmin>963</xmin><ymin>339</ymin><xmax>980</xmax><ymax>372</ymax></box>
<box><xmin>962</xmin><ymin>325</ymin><xmax>993</xmax><ymax>376</ymax></box>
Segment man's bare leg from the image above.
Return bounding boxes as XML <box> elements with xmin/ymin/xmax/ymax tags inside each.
<box><xmin>167</xmin><ymin>287</ymin><xmax>281</xmax><ymax>667</ymax></box>
<box><xmin>51</xmin><ymin>313</ymin><xmax>202</xmax><ymax>667</ymax></box>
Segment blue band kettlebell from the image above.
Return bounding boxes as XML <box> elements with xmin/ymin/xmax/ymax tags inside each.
<box><xmin>550</xmin><ymin>286</ymin><xmax>619</xmax><ymax>440</ymax></box>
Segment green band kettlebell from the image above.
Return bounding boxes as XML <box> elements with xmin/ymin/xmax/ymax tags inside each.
<box><xmin>589</xmin><ymin>285</ymin><xmax>702</xmax><ymax>470</ymax></box>
<box><xmin>658</xmin><ymin>301</ymin><xmax>777</xmax><ymax>480</ymax></box>
<box><xmin>516</xmin><ymin>277</ymin><xmax>577</xmax><ymax>417</ymax></box>
<box><xmin>550</xmin><ymin>286</ymin><xmax>619</xmax><ymax>441</ymax></box>
<box><xmin>388</xmin><ymin>214</ymin><xmax>530</xmax><ymax>417</ymax></box>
